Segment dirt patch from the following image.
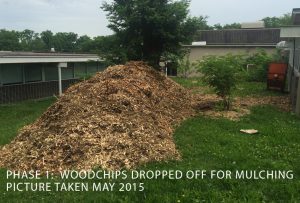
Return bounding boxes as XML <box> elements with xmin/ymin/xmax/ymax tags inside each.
<box><xmin>0</xmin><ymin>62</ymin><xmax>195</xmax><ymax>172</ymax></box>
<box><xmin>194</xmin><ymin>95</ymin><xmax>291</xmax><ymax>121</ymax></box>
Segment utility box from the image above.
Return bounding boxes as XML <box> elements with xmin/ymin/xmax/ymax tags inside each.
<box><xmin>267</xmin><ymin>63</ymin><xmax>288</xmax><ymax>92</ymax></box>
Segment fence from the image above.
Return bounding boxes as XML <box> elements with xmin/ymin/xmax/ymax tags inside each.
<box><xmin>0</xmin><ymin>79</ymin><xmax>79</xmax><ymax>104</ymax></box>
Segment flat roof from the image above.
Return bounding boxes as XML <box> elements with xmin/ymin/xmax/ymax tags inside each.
<box><xmin>0</xmin><ymin>51</ymin><xmax>102</xmax><ymax>64</ymax></box>
<box><xmin>182</xmin><ymin>44</ymin><xmax>276</xmax><ymax>48</ymax></box>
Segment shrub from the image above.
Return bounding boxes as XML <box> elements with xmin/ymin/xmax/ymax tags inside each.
<box><xmin>245</xmin><ymin>50</ymin><xmax>273</xmax><ymax>82</ymax></box>
<box><xmin>178</xmin><ymin>57</ymin><xmax>197</xmax><ymax>78</ymax></box>
<box><xmin>177</xmin><ymin>49</ymin><xmax>196</xmax><ymax>78</ymax></box>
<box><xmin>197</xmin><ymin>54</ymin><xmax>243</xmax><ymax>110</ymax></box>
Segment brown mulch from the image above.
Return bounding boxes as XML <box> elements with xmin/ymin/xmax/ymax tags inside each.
<box><xmin>0</xmin><ymin>61</ymin><xmax>195</xmax><ymax>172</ymax></box>
<box><xmin>193</xmin><ymin>94</ymin><xmax>291</xmax><ymax>121</ymax></box>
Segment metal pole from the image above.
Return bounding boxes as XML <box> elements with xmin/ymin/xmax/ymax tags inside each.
<box><xmin>165</xmin><ymin>62</ymin><xmax>168</xmax><ymax>77</ymax></box>
<box><xmin>58</xmin><ymin>66</ymin><xmax>62</xmax><ymax>96</ymax></box>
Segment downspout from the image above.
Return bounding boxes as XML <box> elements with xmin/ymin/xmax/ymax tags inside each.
<box><xmin>57</xmin><ymin>62</ymin><xmax>67</xmax><ymax>96</ymax></box>
<box><xmin>290</xmin><ymin>39</ymin><xmax>296</xmax><ymax>95</ymax></box>
<box><xmin>293</xmin><ymin>39</ymin><xmax>296</xmax><ymax>69</ymax></box>
<box><xmin>295</xmin><ymin>39</ymin><xmax>300</xmax><ymax>115</ymax></box>
<box><xmin>0</xmin><ymin>64</ymin><xmax>2</xmax><ymax>86</ymax></box>
<box><xmin>58</xmin><ymin>66</ymin><xmax>62</xmax><ymax>96</ymax></box>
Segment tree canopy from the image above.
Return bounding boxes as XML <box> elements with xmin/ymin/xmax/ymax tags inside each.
<box><xmin>102</xmin><ymin>0</ymin><xmax>205</xmax><ymax>68</ymax></box>
<box><xmin>0</xmin><ymin>29</ymin><xmax>20</xmax><ymax>51</ymax></box>
<box><xmin>262</xmin><ymin>13</ymin><xmax>292</xmax><ymax>28</ymax></box>
<box><xmin>213</xmin><ymin>23</ymin><xmax>241</xmax><ymax>30</ymax></box>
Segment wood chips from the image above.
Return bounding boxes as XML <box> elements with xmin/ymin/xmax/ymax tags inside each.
<box><xmin>0</xmin><ymin>62</ymin><xmax>195</xmax><ymax>172</ymax></box>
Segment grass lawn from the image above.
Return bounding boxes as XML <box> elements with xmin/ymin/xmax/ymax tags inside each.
<box><xmin>0</xmin><ymin>82</ymin><xmax>300</xmax><ymax>202</ymax></box>
<box><xmin>173</xmin><ymin>77</ymin><xmax>284</xmax><ymax>97</ymax></box>
<box><xmin>0</xmin><ymin>98</ymin><xmax>55</xmax><ymax>145</ymax></box>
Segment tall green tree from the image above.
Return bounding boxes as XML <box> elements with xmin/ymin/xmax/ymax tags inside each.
<box><xmin>18</xmin><ymin>29</ymin><xmax>45</xmax><ymax>51</ymax></box>
<box><xmin>262</xmin><ymin>13</ymin><xmax>292</xmax><ymax>28</ymax></box>
<box><xmin>213</xmin><ymin>23</ymin><xmax>241</xmax><ymax>30</ymax></box>
<box><xmin>102</xmin><ymin>0</ymin><xmax>200</xmax><ymax>68</ymax></box>
<box><xmin>0</xmin><ymin>29</ymin><xmax>20</xmax><ymax>51</ymax></box>
<box><xmin>182</xmin><ymin>16</ymin><xmax>212</xmax><ymax>42</ymax></box>
<box><xmin>41</xmin><ymin>30</ymin><xmax>54</xmax><ymax>50</ymax></box>
<box><xmin>75</xmin><ymin>35</ymin><xmax>92</xmax><ymax>52</ymax></box>
<box><xmin>93</xmin><ymin>35</ymin><xmax>127</xmax><ymax>64</ymax></box>
<box><xmin>53</xmin><ymin>32</ymin><xmax>78</xmax><ymax>52</ymax></box>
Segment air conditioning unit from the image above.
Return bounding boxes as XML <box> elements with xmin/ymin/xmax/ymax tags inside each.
<box><xmin>192</xmin><ymin>41</ymin><xmax>207</xmax><ymax>46</ymax></box>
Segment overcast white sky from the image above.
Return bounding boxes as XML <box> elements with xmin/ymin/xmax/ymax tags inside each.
<box><xmin>0</xmin><ymin>0</ymin><xmax>299</xmax><ymax>37</ymax></box>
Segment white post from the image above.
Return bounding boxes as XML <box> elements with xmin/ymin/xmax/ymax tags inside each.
<box><xmin>165</xmin><ymin>62</ymin><xmax>168</xmax><ymax>77</ymax></box>
<box><xmin>165</xmin><ymin>66</ymin><xmax>168</xmax><ymax>77</ymax></box>
<box><xmin>58</xmin><ymin>66</ymin><xmax>62</xmax><ymax>96</ymax></box>
<box><xmin>57</xmin><ymin>62</ymin><xmax>67</xmax><ymax>96</ymax></box>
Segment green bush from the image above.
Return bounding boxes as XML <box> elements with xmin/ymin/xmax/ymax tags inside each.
<box><xmin>178</xmin><ymin>57</ymin><xmax>197</xmax><ymax>78</ymax></box>
<box><xmin>245</xmin><ymin>50</ymin><xmax>273</xmax><ymax>82</ymax></box>
<box><xmin>197</xmin><ymin>54</ymin><xmax>243</xmax><ymax>110</ymax></box>
<box><xmin>196</xmin><ymin>51</ymin><xmax>278</xmax><ymax>109</ymax></box>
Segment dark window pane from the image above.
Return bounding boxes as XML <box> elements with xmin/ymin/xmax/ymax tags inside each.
<box><xmin>24</xmin><ymin>64</ymin><xmax>42</xmax><ymax>82</ymax></box>
<box><xmin>74</xmin><ymin>62</ymin><xmax>86</xmax><ymax>78</ymax></box>
<box><xmin>1</xmin><ymin>64</ymin><xmax>23</xmax><ymax>85</ymax></box>
<box><xmin>62</xmin><ymin>67</ymin><xmax>74</xmax><ymax>79</ymax></box>
<box><xmin>45</xmin><ymin>64</ymin><xmax>58</xmax><ymax>81</ymax></box>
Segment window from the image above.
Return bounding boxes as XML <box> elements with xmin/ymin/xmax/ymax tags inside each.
<box><xmin>44</xmin><ymin>64</ymin><xmax>58</xmax><ymax>81</ymax></box>
<box><xmin>74</xmin><ymin>62</ymin><xmax>86</xmax><ymax>78</ymax></box>
<box><xmin>24</xmin><ymin>64</ymin><xmax>42</xmax><ymax>82</ymax></box>
<box><xmin>98</xmin><ymin>62</ymin><xmax>106</xmax><ymax>72</ymax></box>
<box><xmin>62</xmin><ymin>67</ymin><xmax>74</xmax><ymax>79</ymax></box>
<box><xmin>1</xmin><ymin>64</ymin><xmax>23</xmax><ymax>85</ymax></box>
<box><xmin>87</xmin><ymin>62</ymin><xmax>98</xmax><ymax>74</ymax></box>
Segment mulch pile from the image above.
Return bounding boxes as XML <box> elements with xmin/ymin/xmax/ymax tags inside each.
<box><xmin>0</xmin><ymin>61</ymin><xmax>195</xmax><ymax>172</ymax></box>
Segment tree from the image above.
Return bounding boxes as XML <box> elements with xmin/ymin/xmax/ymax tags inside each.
<box><xmin>41</xmin><ymin>30</ymin><xmax>54</xmax><ymax>50</ymax></box>
<box><xmin>75</xmin><ymin>35</ymin><xmax>93</xmax><ymax>52</ymax></box>
<box><xmin>223</xmin><ymin>23</ymin><xmax>241</xmax><ymax>29</ymax></box>
<box><xmin>182</xmin><ymin>16</ymin><xmax>211</xmax><ymax>43</ymax></box>
<box><xmin>197</xmin><ymin>54</ymin><xmax>244</xmax><ymax>110</ymax></box>
<box><xmin>213</xmin><ymin>23</ymin><xmax>241</xmax><ymax>30</ymax></box>
<box><xmin>93</xmin><ymin>35</ymin><xmax>127</xmax><ymax>64</ymax></box>
<box><xmin>0</xmin><ymin>29</ymin><xmax>20</xmax><ymax>51</ymax></box>
<box><xmin>213</xmin><ymin>23</ymin><xmax>223</xmax><ymax>30</ymax></box>
<box><xmin>18</xmin><ymin>29</ymin><xmax>45</xmax><ymax>51</ymax></box>
<box><xmin>245</xmin><ymin>50</ymin><xmax>273</xmax><ymax>82</ymax></box>
<box><xmin>102</xmin><ymin>0</ymin><xmax>200</xmax><ymax>68</ymax></box>
<box><xmin>178</xmin><ymin>49</ymin><xmax>195</xmax><ymax>78</ymax></box>
<box><xmin>262</xmin><ymin>13</ymin><xmax>292</xmax><ymax>28</ymax></box>
<box><xmin>53</xmin><ymin>32</ymin><xmax>78</xmax><ymax>52</ymax></box>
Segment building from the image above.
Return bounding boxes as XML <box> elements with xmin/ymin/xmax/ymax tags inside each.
<box><xmin>182</xmin><ymin>27</ymin><xmax>280</xmax><ymax>76</ymax></box>
<box><xmin>185</xmin><ymin>28</ymin><xmax>280</xmax><ymax>62</ymax></box>
<box><xmin>0</xmin><ymin>52</ymin><xmax>104</xmax><ymax>103</ymax></box>
<box><xmin>280</xmin><ymin>8</ymin><xmax>300</xmax><ymax>115</ymax></box>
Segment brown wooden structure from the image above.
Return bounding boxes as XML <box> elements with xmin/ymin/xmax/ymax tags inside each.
<box><xmin>195</xmin><ymin>28</ymin><xmax>281</xmax><ymax>45</ymax></box>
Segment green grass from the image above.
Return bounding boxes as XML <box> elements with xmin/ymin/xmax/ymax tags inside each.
<box><xmin>172</xmin><ymin>77</ymin><xmax>204</xmax><ymax>89</ymax></box>
<box><xmin>233</xmin><ymin>81</ymin><xmax>285</xmax><ymax>97</ymax></box>
<box><xmin>0</xmin><ymin>98</ymin><xmax>55</xmax><ymax>145</ymax></box>
<box><xmin>173</xmin><ymin>77</ymin><xmax>285</xmax><ymax>97</ymax></box>
<box><xmin>0</xmin><ymin>82</ymin><xmax>299</xmax><ymax>202</ymax></box>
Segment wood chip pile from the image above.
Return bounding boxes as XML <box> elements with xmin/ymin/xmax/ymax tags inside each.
<box><xmin>0</xmin><ymin>61</ymin><xmax>195</xmax><ymax>172</ymax></box>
